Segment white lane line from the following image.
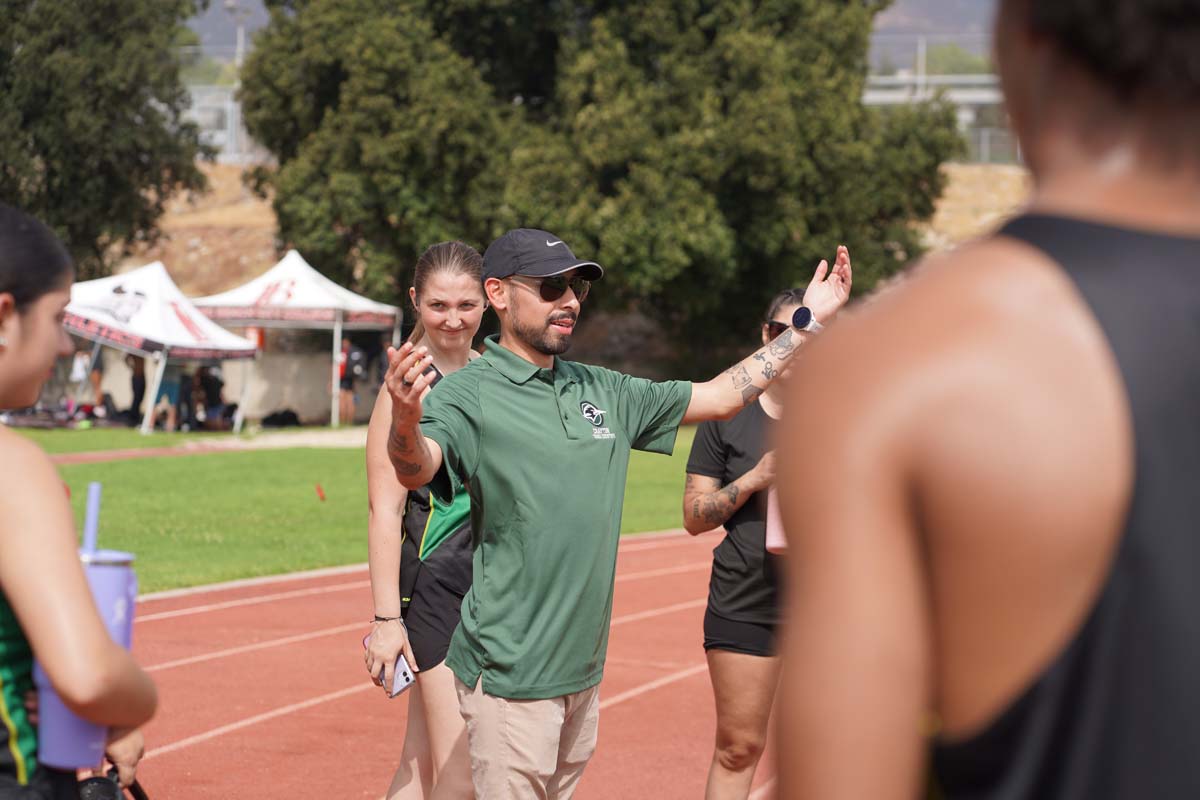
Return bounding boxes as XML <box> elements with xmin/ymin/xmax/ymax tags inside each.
<box><xmin>144</xmin><ymin>666</ymin><xmax>711</xmax><ymax>760</ymax></box>
<box><xmin>605</xmin><ymin>657</ymin><xmax>695</xmax><ymax>670</ymax></box>
<box><xmin>145</xmin><ymin>623</ymin><xmax>366</xmax><ymax>672</ymax></box>
<box><xmin>139</xmin><ymin>563</ymin><xmax>369</xmax><ymax>601</ymax></box>
<box><xmin>749</xmin><ymin>778</ymin><xmax>775</xmax><ymax>799</ymax></box>
<box><xmin>600</xmin><ymin>663</ymin><xmax>708</xmax><ymax>709</ymax></box>
<box><xmin>145</xmin><ymin>598</ymin><xmax>703</xmax><ymax>673</ymax></box>
<box><xmin>137</xmin><ymin>566</ymin><xmax>695</xmax><ymax>623</ymax></box>
<box><xmin>610</xmin><ymin>599</ymin><xmax>706</xmax><ymax>626</ymax></box>
<box><xmin>617</xmin><ymin>537</ymin><xmax>707</xmax><ymax>554</ymax></box>
<box><xmin>616</xmin><ymin>530</ymin><xmax>693</xmax><ymax>551</ymax></box>
<box><xmin>135</xmin><ymin>581</ymin><xmax>369</xmax><ymax>623</ymax></box>
<box><xmin>140</xmin><ymin>596</ymin><xmax>708</xmax><ymax>756</ymax></box>
<box><xmin>615</xmin><ymin>562</ymin><xmax>709</xmax><ymax>582</ymax></box>
<box><xmin>143</xmin><ymin>683</ymin><xmax>372</xmax><ymax>760</ymax></box>
<box><xmin>136</xmin><ymin>531</ymin><xmax>692</xmax><ymax>606</ymax></box>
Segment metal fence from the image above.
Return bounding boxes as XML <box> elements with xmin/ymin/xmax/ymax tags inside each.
<box><xmin>184</xmin><ymin>85</ymin><xmax>267</xmax><ymax>164</ymax></box>
<box><xmin>964</xmin><ymin>127</ymin><xmax>1019</xmax><ymax>164</ymax></box>
<box><xmin>869</xmin><ymin>33</ymin><xmax>993</xmax><ymax>78</ymax></box>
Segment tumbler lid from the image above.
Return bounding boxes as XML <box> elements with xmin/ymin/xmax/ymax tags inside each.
<box><xmin>79</xmin><ymin>548</ymin><xmax>134</xmax><ymax>567</ymax></box>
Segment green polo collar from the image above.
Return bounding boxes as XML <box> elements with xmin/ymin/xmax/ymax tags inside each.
<box><xmin>481</xmin><ymin>334</ymin><xmax>584</xmax><ymax>386</ymax></box>
<box><xmin>481</xmin><ymin>334</ymin><xmax>546</xmax><ymax>385</ymax></box>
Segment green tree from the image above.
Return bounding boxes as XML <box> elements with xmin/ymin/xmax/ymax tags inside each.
<box><xmin>241</xmin><ymin>0</ymin><xmax>513</xmax><ymax>295</ymax></box>
<box><xmin>242</xmin><ymin>0</ymin><xmax>963</xmax><ymax>370</ymax></box>
<box><xmin>0</xmin><ymin>1</ymin><xmax>212</xmax><ymax>278</ymax></box>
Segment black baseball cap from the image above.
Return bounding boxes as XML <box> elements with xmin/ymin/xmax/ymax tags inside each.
<box><xmin>482</xmin><ymin>229</ymin><xmax>604</xmax><ymax>282</ymax></box>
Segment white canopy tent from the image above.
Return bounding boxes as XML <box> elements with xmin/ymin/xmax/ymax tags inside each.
<box><xmin>64</xmin><ymin>262</ymin><xmax>259</xmax><ymax>434</ymax></box>
<box><xmin>192</xmin><ymin>250</ymin><xmax>402</xmax><ymax>425</ymax></box>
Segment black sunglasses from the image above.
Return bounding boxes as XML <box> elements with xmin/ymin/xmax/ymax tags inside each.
<box><xmin>509</xmin><ymin>274</ymin><xmax>591</xmax><ymax>303</ymax></box>
<box><xmin>765</xmin><ymin>321</ymin><xmax>790</xmax><ymax>339</ymax></box>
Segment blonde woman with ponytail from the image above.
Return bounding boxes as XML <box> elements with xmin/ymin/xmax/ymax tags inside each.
<box><xmin>364</xmin><ymin>242</ymin><xmax>486</xmax><ymax>799</ymax></box>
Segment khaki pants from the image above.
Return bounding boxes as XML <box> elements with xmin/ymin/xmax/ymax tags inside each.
<box><xmin>455</xmin><ymin>676</ymin><xmax>601</xmax><ymax>799</ymax></box>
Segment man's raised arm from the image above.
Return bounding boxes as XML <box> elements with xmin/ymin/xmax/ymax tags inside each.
<box><xmin>384</xmin><ymin>342</ymin><xmax>444</xmax><ymax>489</ymax></box>
<box><xmin>683</xmin><ymin>246</ymin><xmax>853</xmax><ymax>424</ymax></box>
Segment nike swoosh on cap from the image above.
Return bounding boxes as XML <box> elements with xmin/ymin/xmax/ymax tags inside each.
<box><xmin>546</xmin><ymin>240</ymin><xmax>564</xmax><ymax>247</ymax></box>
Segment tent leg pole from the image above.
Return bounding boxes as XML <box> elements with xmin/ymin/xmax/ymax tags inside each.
<box><xmin>331</xmin><ymin>313</ymin><xmax>343</xmax><ymax>427</ymax></box>
<box><xmin>141</xmin><ymin>355</ymin><xmax>167</xmax><ymax>435</ymax></box>
<box><xmin>76</xmin><ymin>340</ymin><xmax>103</xmax><ymax>401</ymax></box>
<box><xmin>234</xmin><ymin>359</ymin><xmax>250</xmax><ymax>434</ymax></box>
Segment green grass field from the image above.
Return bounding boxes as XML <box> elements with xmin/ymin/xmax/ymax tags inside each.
<box><xmin>21</xmin><ymin>426</ymin><xmax>230</xmax><ymax>454</ymax></box>
<box><xmin>56</xmin><ymin>427</ymin><xmax>697</xmax><ymax>593</ymax></box>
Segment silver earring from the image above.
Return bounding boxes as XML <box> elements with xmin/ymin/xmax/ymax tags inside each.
<box><xmin>0</xmin><ymin>334</ymin><xmax>7</xmax><ymax>346</ymax></box>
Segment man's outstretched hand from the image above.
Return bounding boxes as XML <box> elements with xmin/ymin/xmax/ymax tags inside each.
<box><xmin>802</xmin><ymin>245</ymin><xmax>853</xmax><ymax>323</ymax></box>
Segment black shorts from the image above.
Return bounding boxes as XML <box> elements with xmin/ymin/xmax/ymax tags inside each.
<box><xmin>401</xmin><ymin>567</ymin><xmax>465</xmax><ymax>670</ymax></box>
<box><xmin>339</xmin><ymin>376</ymin><xmax>354</xmax><ymax>391</ymax></box>
<box><xmin>703</xmin><ymin>607</ymin><xmax>777</xmax><ymax>657</ymax></box>
<box><xmin>0</xmin><ymin>766</ymin><xmax>80</xmax><ymax>799</ymax></box>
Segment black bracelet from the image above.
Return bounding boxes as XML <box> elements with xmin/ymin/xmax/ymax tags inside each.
<box><xmin>373</xmin><ymin>615</ymin><xmax>402</xmax><ymax>623</ymax></box>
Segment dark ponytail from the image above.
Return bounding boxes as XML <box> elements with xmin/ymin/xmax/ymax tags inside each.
<box><xmin>0</xmin><ymin>204</ymin><xmax>74</xmax><ymax>310</ymax></box>
<box><xmin>764</xmin><ymin>288</ymin><xmax>806</xmax><ymax>326</ymax></box>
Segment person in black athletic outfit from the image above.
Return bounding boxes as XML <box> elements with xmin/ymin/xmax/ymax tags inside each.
<box><xmin>683</xmin><ymin>276</ymin><xmax>852</xmax><ymax>800</ymax></box>
<box><xmin>365</xmin><ymin>241</ymin><xmax>485</xmax><ymax>800</ymax></box>
<box><xmin>776</xmin><ymin>1</ymin><xmax>1200</xmax><ymax>798</ymax></box>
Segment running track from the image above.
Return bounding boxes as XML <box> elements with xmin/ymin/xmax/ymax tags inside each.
<box><xmin>131</xmin><ymin>529</ymin><xmax>777</xmax><ymax>798</ymax></box>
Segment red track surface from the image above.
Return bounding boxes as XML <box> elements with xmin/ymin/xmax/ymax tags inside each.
<box><xmin>130</xmin><ymin>530</ymin><xmax>777</xmax><ymax>798</ymax></box>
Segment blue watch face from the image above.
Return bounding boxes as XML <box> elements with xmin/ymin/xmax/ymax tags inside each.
<box><xmin>792</xmin><ymin>306</ymin><xmax>813</xmax><ymax>330</ymax></box>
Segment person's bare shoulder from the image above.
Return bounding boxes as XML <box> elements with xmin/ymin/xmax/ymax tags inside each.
<box><xmin>0</xmin><ymin>427</ymin><xmax>72</xmax><ymax>524</ymax></box>
<box><xmin>0</xmin><ymin>426</ymin><xmax>59</xmax><ymax>481</ymax></box>
<box><xmin>806</xmin><ymin>234</ymin><xmax>1121</xmax><ymax>428</ymax></box>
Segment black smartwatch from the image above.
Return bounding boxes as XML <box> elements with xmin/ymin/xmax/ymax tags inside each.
<box><xmin>792</xmin><ymin>306</ymin><xmax>824</xmax><ymax>334</ymax></box>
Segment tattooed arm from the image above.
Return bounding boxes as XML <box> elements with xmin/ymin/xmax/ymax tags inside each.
<box><xmin>383</xmin><ymin>342</ymin><xmax>445</xmax><ymax>489</ymax></box>
<box><xmin>682</xmin><ymin>328</ymin><xmax>807</xmax><ymax>423</ymax></box>
<box><xmin>682</xmin><ymin>456</ymin><xmax>775</xmax><ymax>534</ymax></box>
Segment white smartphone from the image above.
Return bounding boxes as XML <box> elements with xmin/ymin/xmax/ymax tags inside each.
<box><xmin>385</xmin><ymin>653</ymin><xmax>416</xmax><ymax>698</ymax></box>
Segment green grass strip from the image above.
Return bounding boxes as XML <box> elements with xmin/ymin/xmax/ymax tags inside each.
<box><xmin>56</xmin><ymin>427</ymin><xmax>699</xmax><ymax>593</ymax></box>
<box><xmin>20</xmin><ymin>426</ymin><xmax>230</xmax><ymax>454</ymax></box>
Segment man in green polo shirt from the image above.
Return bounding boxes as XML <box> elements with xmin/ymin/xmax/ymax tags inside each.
<box><xmin>384</xmin><ymin>228</ymin><xmax>852</xmax><ymax>798</ymax></box>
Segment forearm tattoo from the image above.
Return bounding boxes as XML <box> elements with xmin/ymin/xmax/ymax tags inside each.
<box><xmin>715</xmin><ymin>327</ymin><xmax>802</xmax><ymax>411</ymax></box>
<box><xmin>388</xmin><ymin>427</ymin><xmax>424</xmax><ymax>477</ymax></box>
<box><xmin>726</xmin><ymin>364</ymin><xmax>753</xmax><ymax>389</ymax></box>
<box><xmin>767</xmin><ymin>329</ymin><xmax>797</xmax><ymax>359</ymax></box>
<box><xmin>692</xmin><ymin>483</ymin><xmax>742</xmax><ymax>526</ymax></box>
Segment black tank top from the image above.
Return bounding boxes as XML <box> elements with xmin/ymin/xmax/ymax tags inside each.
<box><xmin>931</xmin><ymin>214</ymin><xmax>1200</xmax><ymax>799</ymax></box>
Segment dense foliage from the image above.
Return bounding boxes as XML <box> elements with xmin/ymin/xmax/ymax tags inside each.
<box><xmin>242</xmin><ymin>0</ymin><xmax>963</xmax><ymax>365</ymax></box>
<box><xmin>0</xmin><ymin>0</ymin><xmax>212</xmax><ymax>278</ymax></box>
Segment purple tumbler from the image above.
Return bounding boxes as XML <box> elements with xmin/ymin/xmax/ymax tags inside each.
<box><xmin>33</xmin><ymin>483</ymin><xmax>138</xmax><ymax>769</ymax></box>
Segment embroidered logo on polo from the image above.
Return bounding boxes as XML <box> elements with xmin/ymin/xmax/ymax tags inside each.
<box><xmin>580</xmin><ymin>402</ymin><xmax>605</xmax><ymax>426</ymax></box>
<box><xmin>580</xmin><ymin>401</ymin><xmax>616</xmax><ymax>440</ymax></box>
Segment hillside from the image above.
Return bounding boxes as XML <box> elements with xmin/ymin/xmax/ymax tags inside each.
<box><xmin>120</xmin><ymin>164</ymin><xmax>277</xmax><ymax>296</ymax></box>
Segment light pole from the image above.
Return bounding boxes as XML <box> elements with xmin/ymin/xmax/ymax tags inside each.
<box><xmin>222</xmin><ymin>0</ymin><xmax>250</xmax><ymax>160</ymax></box>
<box><xmin>223</xmin><ymin>0</ymin><xmax>249</xmax><ymax>69</ymax></box>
